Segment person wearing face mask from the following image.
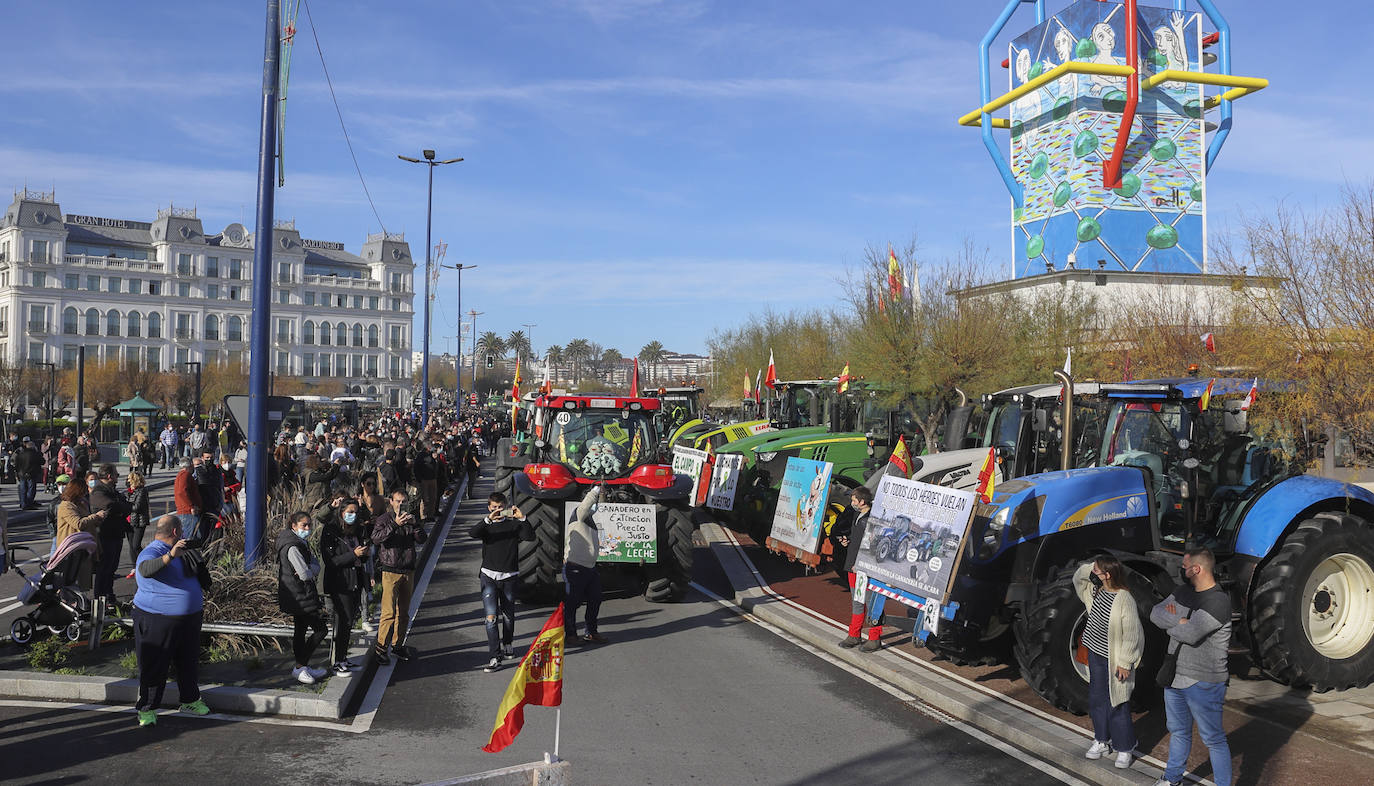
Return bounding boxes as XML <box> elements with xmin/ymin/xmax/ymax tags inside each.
<box><xmin>89</xmin><ymin>464</ymin><xmax>134</xmax><ymax>607</ymax></box>
<box><xmin>319</xmin><ymin>498</ymin><xmax>369</xmax><ymax>675</ymax></box>
<box><xmin>1074</xmin><ymin>555</ymin><xmax>1143</xmax><ymax>769</ymax></box>
<box><xmin>276</xmin><ymin>511</ymin><xmax>329</xmax><ymax>685</ymax></box>
<box><xmin>1150</xmin><ymin>547</ymin><xmax>1233</xmax><ymax>786</ymax></box>
<box><xmin>56</xmin><ymin>471</ymin><xmax>108</xmax><ymax>590</ymax></box>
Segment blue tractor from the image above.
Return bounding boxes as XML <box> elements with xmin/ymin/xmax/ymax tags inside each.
<box><xmin>929</xmin><ymin>378</ymin><xmax>1374</xmax><ymax>714</ymax></box>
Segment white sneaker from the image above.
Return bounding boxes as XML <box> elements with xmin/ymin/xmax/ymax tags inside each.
<box><xmin>307</xmin><ymin>666</ymin><xmax>328</xmax><ymax>680</ymax></box>
<box><xmin>1153</xmin><ymin>780</ymin><xmax>1181</xmax><ymax>786</ymax></box>
<box><xmin>1085</xmin><ymin>740</ymin><xmax>1112</xmax><ymax>760</ymax></box>
<box><xmin>332</xmin><ymin>661</ymin><xmax>353</xmax><ymax>676</ymax></box>
<box><xmin>483</xmin><ymin>657</ymin><xmax>500</xmax><ymax>673</ymax></box>
<box><xmin>1114</xmin><ymin>750</ymin><xmax>1136</xmax><ymax>769</ymax></box>
<box><xmin>360</xmin><ymin>619</ymin><xmax>375</xmax><ymax>633</ymax></box>
<box><xmin>293</xmin><ymin>666</ymin><xmax>316</xmax><ymax>685</ymax></box>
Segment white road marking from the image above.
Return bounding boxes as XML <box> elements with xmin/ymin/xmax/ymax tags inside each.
<box><xmin>690</xmin><ymin>581</ymin><xmax>1092</xmax><ymax>786</ymax></box>
<box><xmin>0</xmin><ymin>601</ymin><xmax>23</xmax><ymax>616</ymax></box>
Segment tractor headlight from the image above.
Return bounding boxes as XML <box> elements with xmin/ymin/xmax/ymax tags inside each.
<box><xmin>756</xmin><ymin>451</ymin><xmax>777</xmax><ymax>463</ymax></box>
<box><xmin>977</xmin><ymin>507</ymin><xmax>1011</xmax><ymax>560</ymax></box>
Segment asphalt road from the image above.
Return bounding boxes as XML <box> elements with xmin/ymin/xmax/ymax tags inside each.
<box><xmin>0</xmin><ymin>473</ymin><xmax>1071</xmax><ymax>785</ymax></box>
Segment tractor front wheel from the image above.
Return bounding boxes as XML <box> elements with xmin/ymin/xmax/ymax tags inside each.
<box><xmin>645</xmin><ymin>505</ymin><xmax>694</xmax><ymax>603</ymax></box>
<box><xmin>1013</xmin><ymin>565</ymin><xmax>1092</xmax><ymax>715</ymax></box>
<box><xmin>1250</xmin><ymin>512</ymin><xmax>1374</xmax><ymax>691</ymax></box>
<box><xmin>516</xmin><ymin>499</ymin><xmax>565</xmax><ymax>604</ymax></box>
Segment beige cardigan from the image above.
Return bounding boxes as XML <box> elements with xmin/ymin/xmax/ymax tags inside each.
<box><xmin>1073</xmin><ymin>563</ymin><xmax>1144</xmax><ymax>708</ymax></box>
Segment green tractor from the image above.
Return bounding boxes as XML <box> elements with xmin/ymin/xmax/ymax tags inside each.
<box><xmin>639</xmin><ymin>385</ymin><xmax>713</xmax><ymax>450</ymax></box>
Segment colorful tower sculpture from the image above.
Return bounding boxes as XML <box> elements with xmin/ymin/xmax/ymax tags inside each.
<box><xmin>959</xmin><ymin>0</ymin><xmax>1267</xmax><ymax>279</ymax></box>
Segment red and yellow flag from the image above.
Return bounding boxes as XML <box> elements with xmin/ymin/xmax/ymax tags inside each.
<box><xmin>1241</xmin><ymin>377</ymin><xmax>1258</xmax><ymax>412</ymax></box>
<box><xmin>482</xmin><ymin>604</ymin><xmax>565</xmax><ymax>753</ymax></box>
<box><xmin>510</xmin><ymin>357</ymin><xmax>523</xmax><ymax>431</ymax></box>
<box><xmin>975</xmin><ymin>446</ymin><xmax>997</xmax><ymax>505</ymax></box>
<box><xmin>837</xmin><ymin>362</ymin><xmax>851</xmax><ymax>393</ymax></box>
<box><xmin>1199</xmin><ymin>378</ymin><xmax>1215</xmax><ymax>412</ymax></box>
<box><xmin>887</xmin><ymin>246</ymin><xmax>903</xmax><ymax>301</ymax></box>
<box><xmin>888</xmin><ymin>434</ymin><xmax>913</xmax><ymax>478</ymax></box>
<box><xmin>743</xmin><ymin>371</ymin><xmax>752</xmax><ymax>400</ymax></box>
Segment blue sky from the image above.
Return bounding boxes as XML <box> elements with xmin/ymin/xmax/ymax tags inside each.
<box><xmin>3</xmin><ymin>0</ymin><xmax>1370</xmax><ymax>357</ymax></box>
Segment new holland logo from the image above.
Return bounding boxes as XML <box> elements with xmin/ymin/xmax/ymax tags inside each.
<box><xmin>1125</xmin><ymin>495</ymin><xmax>1145</xmax><ymax>517</ymax></box>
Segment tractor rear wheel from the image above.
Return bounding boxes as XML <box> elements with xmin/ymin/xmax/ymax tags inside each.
<box><xmin>492</xmin><ymin>466</ymin><xmax>527</xmax><ymax>509</ymax></box>
<box><xmin>645</xmin><ymin>505</ymin><xmax>694</xmax><ymax>603</ymax></box>
<box><xmin>1013</xmin><ymin>565</ymin><xmax>1092</xmax><ymax>715</ymax></box>
<box><xmin>1250</xmin><ymin>512</ymin><xmax>1374</xmax><ymax>691</ymax></box>
<box><xmin>516</xmin><ymin>499</ymin><xmax>565</xmax><ymax>604</ymax></box>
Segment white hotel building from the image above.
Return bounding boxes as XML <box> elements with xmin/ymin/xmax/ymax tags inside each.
<box><xmin>0</xmin><ymin>189</ymin><xmax>417</xmax><ymax>407</ymax></box>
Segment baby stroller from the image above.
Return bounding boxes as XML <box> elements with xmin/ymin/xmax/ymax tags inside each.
<box><xmin>8</xmin><ymin>533</ymin><xmax>97</xmax><ymax>646</ymax></box>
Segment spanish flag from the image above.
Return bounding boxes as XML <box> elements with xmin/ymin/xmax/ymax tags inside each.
<box><xmin>482</xmin><ymin>604</ymin><xmax>565</xmax><ymax>753</ymax></box>
<box><xmin>1198</xmin><ymin>378</ymin><xmax>1215</xmax><ymax>413</ymax></box>
<box><xmin>510</xmin><ymin>357</ymin><xmax>523</xmax><ymax>431</ymax></box>
<box><xmin>975</xmin><ymin>446</ymin><xmax>997</xmax><ymax>505</ymax></box>
<box><xmin>888</xmin><ymin>434</ymin><xmax>913</xmax><ymax>478</ymax></box>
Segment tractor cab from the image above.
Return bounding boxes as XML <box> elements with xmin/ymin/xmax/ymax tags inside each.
<box><xmin>526</xmin><ymin>394</ymin><xmax>666</xmax><ymax>485</ymax></box>
<box><xmin>981</xmin><ymin>382</ymin><xmax>1106</xmax><ymax>479</ymax></box>
<box><xmin>640</xmin><ymin>385</ymin><xmax>709</xmax><ymax>449</ymax></box>
<box><xmin>772</xmin><ymin>380</ymin><xmax>837</xmax><ymax>430</ymax></box>
<box><xmin>1096</xmin><ymin>379</ymin><xmax>1299</xmax><ymax>553</ymax></box>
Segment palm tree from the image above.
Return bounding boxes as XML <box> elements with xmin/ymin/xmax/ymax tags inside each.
<box><xmin>506</xmin><ymin>330</ymin><xmax>531</xmax><ymax>365</ymax></box>
<box><xmin>545</xmin><ymin>345</ymin><xmax>564</xmax><ymax>383</ymax></box>
<box><xmin>565</xmin><ymin>338</ymin><xmax>592</xmax><ymax>386</ymax></box>
<box><xmin>639</xmin><ymin>341</ymin><xmax>667</xmax><ymax>384</ymax></box>
<box><xmin>476</xmin><ymin>331</ymin><xmax>506</xmax><ymax>366</ymax></box>
<box><xmin>600</xmin><ymin>347</ymin><xmax>623</xmax><ymax>387</ymax></box>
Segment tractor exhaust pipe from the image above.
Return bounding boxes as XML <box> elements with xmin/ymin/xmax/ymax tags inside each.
<box><xmin>1052</xmin><ymin>369</ymin><xmax>1073</xmax><ymax>472</ymax></box>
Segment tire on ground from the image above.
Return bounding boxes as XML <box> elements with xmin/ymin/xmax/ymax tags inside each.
<box><xmin>1250</xmin><ymin>511</ymin><xmax>1374</xmax><ymax>691</ymax></box>
<box><xmin>645</xmin><ymin>505</ymin><xmax>694</xmax><ymax>603</ymax></box>
<box><xmin>516</xmin><ymin>499</ymin><xmax>564</xmax><ymax>604</ymax></box>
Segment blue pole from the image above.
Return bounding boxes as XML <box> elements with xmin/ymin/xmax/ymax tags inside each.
<box><xmin>422</xmin><ymin>163</ymin><xmax>433</xmax><ymax>423</ymax></box>
<box><xmin>1194</xmin><ymin>0</ymin><xmax>1232</xmax><ymax>171</ymax></box>
<box><xmin>455</xmin><ymin>264</ymin><xmax>462</xmax><ymax>413</ymax></box>
<box><xmin>981</xmin><ymin>0</ymin><xmax>1026</xmax><ymax>207</ymax></box>
<box><xmin>244</xmin><ymin>0</ymin><xmax>280</xmax><ymax>569</ymax></box>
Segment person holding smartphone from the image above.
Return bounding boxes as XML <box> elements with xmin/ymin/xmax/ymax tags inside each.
<box><xmin>370</xmin><ymin>488</ymin><xmax>427</xmax><ymax>665</ymax></box>
<box><xmin>470</xmin><ymin>492</ymin><xmax>533</xmax><ymax>672</ymax></box>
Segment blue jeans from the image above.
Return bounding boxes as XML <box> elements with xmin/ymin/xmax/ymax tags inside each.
<box><xmin>1164</xmin><ymin>681</ymin><xmax>1232</xmax><ymax>786</ymax></box>
<box><xmin>17</xmin><ymin>476</ymin><xmax>35</xmax><ymax>508</ymax></box>
<box><xmin>178</xmin><ymin>513</ymin><xmax>203</xmax><ymax>541</ymax></box>
<box><xmin>161</xmin><ymin>444</ymin><xmax>177</xmax><ymax>468</ymax></box>
<box><xmin>1087</xmin><ymin>651</ymin><xmax>1138</xmax><ymax>752</ymax></box>
<box><xmin>562</xmin><ymin>562</ymin><xmax>601</xmax><ymax>638</ymax></box>
<box><xmin>480</xmin><ymin>572</ymin><xmax>517</xmax><ymax>656</ymax></box>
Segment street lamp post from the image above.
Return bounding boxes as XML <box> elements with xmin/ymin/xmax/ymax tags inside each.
<box><xmin>522</xmin><ymin>323</ymin><xmax>537</xmax><ymax>367</ymax></box>
<box><xmin>33</xmin><ymin>362</ymin><xmax>55</xmax><ymax>439</ymax></box>
<box><xmin>182</xmin><ymin>361</ymin><xmax>202</xmax><ymax>427</ymax></box>
<box><xmin>469</xmin><ymin>309</ymin><xmax>483</xmax><ymax>404</ymax></box>
<box><xmin>398</xmin><ymin>150</ymin><xmax>463</xmax><ymax>423</ymax></box>
<box><xmin>440</xmin><ymin>262</ymin><xmax>477</xmax><ymax>411</ymax></box>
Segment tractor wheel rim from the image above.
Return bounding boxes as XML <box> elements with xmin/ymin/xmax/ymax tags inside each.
<box><xmin>1301</xmin><ymin>552</ymin><xmax>1374</xmax><ymax>660</ymax></box>
<box><xmin>1069</xmin><ymin>611</ymin><xmax>1090</xmax><ymax>683</ymax></box>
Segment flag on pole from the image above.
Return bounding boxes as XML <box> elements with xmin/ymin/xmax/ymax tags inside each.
<box><xmin>482</xmin><ymin>604</ymin><xmax>566</xmax><ymax>753</ymax></box>
<box><xmin>1122</xmin><ymin>351</ymin><xmax>1133</xmax><ymax>382</ymax></box>
<box><xmin>630</xmin><ymin>358</ymin><xmax>641</xmax><ymax>397</ymax></box>
<box><xmin>764</xmin><ymin>350</ymin><xmax>777</xmax><ymax>390</ymax></box>
<box><xmin>743</xmin><ymin>371</ymin><xmax>752</xmax><ymax>400</ymax></box>
<box><xmin>888</xmin><ymin>435</ymin><xmax>913</xmax><ymax>478</ymax></box>
<box><xmin>754</xmin><ymin>369</ymin><xmax>762</xmax><ymax>405</ymax></box>
<box><xmin>540</xmin><ymin>356</ymin><xmax>552</xmax><ymax>395</ymax></box>
<box><xmin>1199</xmin><ymin>378</ymin><xmax>1215</xmax><ymax>412</ymax></box>
<box><xmin>1063</xmin><ymin>347</ymin><xmax>1072</xmax><ymax>375</ymax></box>
<box><xmin>510</xmin><ymin>357</ymin><xmax>523</xmax><ymax>431</ymax></box>
<box><xmin>1201</xmin><ymin>332</ymin><xmax>1216</xmax><ymax>353</ymax></box>
<box><xmin>1240</xmin><ymin>377</ymin><xmax>1258</xmax><ymax>411</ymax></box>
<box><xmin>837</xmin><ymin>362</ymin><xmax>852</xmax><ymax>393</ymax></box>
<box><xmin>887</xmin><ymin>246</ymin><xmax>903</xmax><ymax>301</ymax></box>
<box><xmin>974</xmin><ymin>446</ymin><xmax>997</xmax><ymax>505</ymax></box>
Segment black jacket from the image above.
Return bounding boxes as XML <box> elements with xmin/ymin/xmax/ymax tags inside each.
<box><xmin>842</xmin><ymin>510</ymin><xmax>871</xmax><ymax>574</ymax></box>
<box><xmin>319</xmin><ymin>520</ymin><xmax>366</xmax><ymax>594</ymax></box>
<box><xmin>469</xmin><ymin>514</ymin><xmax>534</xmax><ymax>574</ymax></box>
<box><xmin>195</xmin><ymin>463</ymin><xmax>225</xmax><ymax>514</ymax></box>
<box><xmin>371</xmin><ymin>510</ymin><xmax>427</xmax><ymax>573</ymax></box>
<box><xmin>275</xmin><ymin>529</ymin><xmax>322</xmax><ymax>616</ymax></box>
<box><xmin>13</xmin><ymin>446</ymin><xmax>40</xmax><ymax>478</ymax></box>
<box><xmin>89</xmin><ymin>482</ymin><xmax>132</xmax><ymax>539</ymax></box>
<box><xmin>303</xmin><ymin>463</ymin><xmax>339</xmax><ymax>508</ymax></box>
<box><xmin>377</xmin><ymin>462</ymin><xmax>400</xmax><ymax>496</ymax></box>
<box><xmin>126</xmin><ymin>486</ymin><xmax>150</xmax><ymax>529</ymax></box>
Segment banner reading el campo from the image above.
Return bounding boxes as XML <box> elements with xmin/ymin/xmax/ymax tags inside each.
<box><xmin>767</xmin><ymin>457</ymin><xmax>834</xmax><ymax>554</ymax></box>
<box><xmin>563</xmin><ymin>502</ymin><xmax>658</xmax><ymax>563</ymax></box>
<box><xmin>853</xmin><ymin>474</ymin><xmax>978</xmax><ymax>602</ymax></box>
<box><xmin>670</xmin><ymin>446</ymin><xmax>709</xmax><ymax>503</ymax></box>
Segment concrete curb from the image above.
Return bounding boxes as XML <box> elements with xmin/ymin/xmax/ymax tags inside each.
<box><xmin>0</xmin><ymin>476</ymin><xmax>469</xmax><ymax>720</ymax></box>
<box><xmin>700</xmin><ymin>523</ymin><xmax>1170</xmax><ymax>786</ymax></box>
<box><xmin>418</xmin><ymin>757</ymin><xmax>571</xmax><ymax>786</ymax></box>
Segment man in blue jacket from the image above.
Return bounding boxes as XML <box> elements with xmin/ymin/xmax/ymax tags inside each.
<box><xmin>131</xmin><ymin>515</ymin><xmax>211</xmax><ymax>727</ymax></box>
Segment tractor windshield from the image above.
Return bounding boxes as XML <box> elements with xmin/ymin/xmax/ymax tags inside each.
<box><xmin>546</xmin><ymin>410</ymin><xmax>658</xmax><ymax>478</ymax></box>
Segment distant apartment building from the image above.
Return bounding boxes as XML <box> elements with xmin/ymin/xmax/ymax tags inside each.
<box><xmin>0</xmin><ymin>189</ymin><xmax>417</xmax><ymax>407</ymax></box>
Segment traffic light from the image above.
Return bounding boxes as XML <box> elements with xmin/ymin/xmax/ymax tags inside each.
<box><xmin>485</xmin><ymin>354</ymin><xmax>494</xmax><ymax>369</ymax></box>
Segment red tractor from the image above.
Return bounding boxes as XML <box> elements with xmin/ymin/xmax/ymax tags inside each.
<box><xmin>511</xmin><ymin>394</ymin><xmax>696</xmax><ymax>603</ymax></box>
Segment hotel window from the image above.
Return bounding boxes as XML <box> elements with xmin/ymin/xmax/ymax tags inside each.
<box><xmin>276</xmin><ymin>351</ymin><xmax>289</xmax><ymax>375</ymax></box>
<box><xmin>277</xmin><ymin>261</ymin><xmax>292</xmax><ymax>283</ymax></box>
<box><xmin>303</xmin><ymin>321</ymin><xmax>315</xmax><ymax>345</ymax></box>
<box><xmin>336</xmin><ymin>294</ymin><xmax>346</xmax><ymax>308</ymax></box>
<box><xmin>229</xmin><ymin>258</ymin><xmax>242</xmax><ymax>279</ymax></box>
<box><xmin>62</xmin><ymin>308</ymin><xmax>78</xmax><ymax>335</ymax></box>
<box><xmin>107</xmin><ymin>276</ymin><xmax>121</xmax><ymax>293</ymax></box>
<box><xmin>352</xmin><ymin>295</ymin><xmax>363</xmax><ymax>309</ymax></box>
<box><xmin>31</xmin><ymin>271</ymin><xmax>46</xmax><ymax>288</ymax></box>
<box><xmin>86</xmin><ymin>275</ymin><xmax>100</xmax><ymax>291</ymax></box>
<box><xmin>148</xmin><ymin>312</ymin><xmax>162</xmax><ymax>339</ymax></box>
<box><xmin>28</xmin><ymin>304</ymin><xmax>47</xmax><ymax>333</ymax></box>
<box><xmin>129</xmin><ymin>278</ymin><xmax>142</xmax><ymax>294</ymax></box>
<box><xmin>350</xmin><ymin>354</ymin><xmax>363</xmax><ymax>376</ymax></box>
<box><xmin>390</xmin><ymin>357</ymin><xmax>401</xmax><ymax>378</ymax></box>
<box><xmin>302</xmin><ymin>352</ymin><xmax>314</xmax><ymax>376</ymax></box>
<box><xmin>368</xmin><ymin>296</ymin><xmax>379</xmax><ymax>310</ymax></box>
<box><xmin>227</xmin><ymin>316</ymin><xmax>243</xmax><ymax>342</ymax></box>
<box><xmin>205</xmin><ymin>349</ymin><xmax>220</xmax><ymax>366</ymax></box>
<box><xmin>318</xmin><ymin>354</ymin><xmax>331</xmax><ymax>377</ymax></box>
<box><xmin>105</xmin><ymin>309</ymin><xmax>120</xmax><ymax>337</ymax></box>
<box><xmin>336</xmin><ymin>353</ymin><xmax>347</xmax><ymax>377</ymax></box>
<box><xmin>127</xmin><ymin>311</ymin><xmax>141</xmax><ymax>338</ymax></box>
<box><xmin>367</xmin><ymin>325</ymin><xmax>379</xmax><ymax>348</ymax></box>
<box><xmin>304</xmin><ymin>291</ymin><xmax>315</xmax><ymax>306</ymax></box>
<box><xmin>276</xmin><ymin>318</ymin><xmax>292</xmax><ymax>343</ymax></box>
<box><xmin>146</xmin><ymin>347</ymin><xmax>160</xmax><ymax>372</ymax></box>
<box><xmin>277</xmin><ymin>289</ymin><xmax>289</xmax><ymax>305</ymax></box>
<box><xmin>148</xmin><ymin>281</ymin><xmax>160</xmax><ymax>296</ymax></box>
<box><xmin>228</xmin><ymin>286</ymin><xmax>240</xmax><ymax>301</ymax></box>
<box><xmin>85</xmin><ymin>309</ymin><xmax>100</xmax><ymax>335</ymax></box>
<box><xmin>177</xmin><ymin>282</ymin><xmax>190</xmax><ymax>298</ymax></box>
<box><xmin>207</xmin><ymin>284</ymin><xmax>219</xmax><ymax>300</ymax></box>
<box><xmin>64</xmin><ymin>274</ymin><xmax>78</xmax><ymax>290</ymax></box>
<box><xmin>366</xmin><ymin>355</ymin><xmax>378</xmax><ymax>377</ymax></box>
<box><xmin>31</xmin><ymin>239</ymin><xmax>48</xmax><ymax>263</ymax></box>
<box><xmin>62</xmin><ymin>345</ymin><xmax>78</xmax><ymax>369</ymax></box>
<box><xmin>176</xmin><ymin>347</ymin><xmax>189</xmax><ymax>365</ymax></box>
<box><xmin>205</xmin><ymin>315</ymin><xmax>220</xmax><ymax>341</ymax></box>
<box><xmin>206</xmin><ymin>256</ymin><xmax>219</xmax><ymax>278</ymax></box>
<box><xmin>177</xmin><ymin>253</ymin><xmax>192</xmax><ymax>276</ymax></box>
<box><xmin>28</xmin><ymin>342</ymin><xmax>44</xmax><ymax>363</ymax></box>
<box><xmin>391</xmin><ymin>298</ymin><xmax>400</xmax><ymax>311</ymax></box>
